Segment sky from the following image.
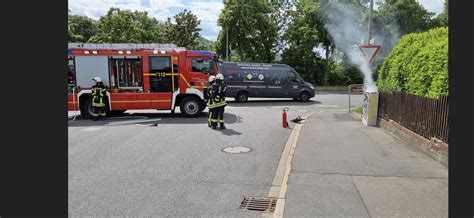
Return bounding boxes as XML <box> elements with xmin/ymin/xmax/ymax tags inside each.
<box><xmin>68</xmin><ymin>0</ymin><xmax>445</xmax><ymax>42</ymax></box>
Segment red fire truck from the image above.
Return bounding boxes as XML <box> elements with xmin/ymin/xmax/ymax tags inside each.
<box><xmin>67</xmin><ymin>43</ymin><xmax>219</xmax><ymax>118</ymax></box>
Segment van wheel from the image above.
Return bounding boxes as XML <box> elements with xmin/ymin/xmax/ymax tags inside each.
<box><xmin>180</xmin><ymin>96</ymin><xmax>201</xmax><ymax>117</ymax></box>
<box><xmin>299</xmin><ymin>92</ymin><xmax>310</xmax><ymax>102</ymax></box>
<box><xmin>236</xmin><ymin>91</ymin><xmax>249</xmax><ymax>103</ymax></box>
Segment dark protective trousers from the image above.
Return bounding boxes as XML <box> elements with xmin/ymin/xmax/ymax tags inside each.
<box><xmin>208</xmin><ymin>107</ymin><xmax>217</xmax><ymax>127</ymax></box>
<box><xmin>94</xmin><ymin>106</ymin><xmax>106</xmax><ymax>119</ymax></box>
<box><xmin>211</xmin><ymin>106</ymin><xmax>225</xmax><ymax>127</ymax></box>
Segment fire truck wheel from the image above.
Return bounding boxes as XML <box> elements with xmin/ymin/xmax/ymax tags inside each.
<box><xmin>180</xmin><ymin>96</ymin><xmax>201</xmax><ymax>117</ymax></box>
<box><xmin>81</xmin><ymin>98</ymin><xmax>99</xmax><ymax>119</ymax></box>
<box><xmin>299</xmin><ymin>91</ymin><xmax>310</xmax><ymax>102</ymax></box>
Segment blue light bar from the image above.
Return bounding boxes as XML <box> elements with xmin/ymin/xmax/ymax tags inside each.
<box><xmin>68</xmin><ymin>50</ymin><xmax>73</xmax><ymax>55</ymax></box>
<box><xmin>190</xmin><ymin>50</ymin><xmax>215</xmax><ymax>55</ymax></box>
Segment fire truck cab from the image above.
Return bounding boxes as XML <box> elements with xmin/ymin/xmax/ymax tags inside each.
<box><xmin>68</xmin><ymin>43</ymin><xmax>219</xmax><ymax>118</ymax></box>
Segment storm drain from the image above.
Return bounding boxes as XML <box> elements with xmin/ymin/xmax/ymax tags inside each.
<box><xmin>239</xmin><ymin>197</ymin><xmax>277</xmax><ymax>213</ymax></box>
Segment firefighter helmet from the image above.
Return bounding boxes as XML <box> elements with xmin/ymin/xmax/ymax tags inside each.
<box><xmin>208</xmin><ymin>75</ymin><xmax>216</xmax><ymax>83</ymax></box>
<box><xmin>216</xmin><ymin>74</ymin><xmax>224</xmax><ymax>80</ymax></box>
<box><xmin>92</xmin><ymin>77</ymin><xmax>102</xmax><ymax>83</ymax></box>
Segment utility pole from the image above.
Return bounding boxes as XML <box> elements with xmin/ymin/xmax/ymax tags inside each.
<box><xmin>226</xmin><ymin>27</ymin><xmax>229</xmax><ymax>62</ymax></box>
<box><xmin>367</xmin><ymin>0</ymin><xmax>374</xmax><ymax>45</ymax></box>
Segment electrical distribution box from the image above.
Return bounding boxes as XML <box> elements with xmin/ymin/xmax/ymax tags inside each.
<box><xmin>362</xmin><ymin>92</ymin><xmax>379</xmax><ymax>126</ymax></box>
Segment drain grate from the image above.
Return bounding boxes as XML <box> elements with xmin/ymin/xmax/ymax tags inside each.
<box><xmin>239</xmin><ymin>197</ymin><xmax>277</xmax><ymax>213</ymax></box>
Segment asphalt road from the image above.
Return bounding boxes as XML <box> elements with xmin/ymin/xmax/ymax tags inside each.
<box><xmin>68</xmin><ymin>93</ymin><xmax>364</xmax><ymax>216</ymax></box>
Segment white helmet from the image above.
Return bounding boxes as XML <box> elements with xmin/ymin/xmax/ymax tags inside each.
<box><xmin>216</xmin><ymin>74</ymin><xmax>224</xmax><ymax>80</ymax></box>
<box><xmin>92</xmin><ymin>77</ymin><xmax>102</xmax><ymax>83</ymax></box>
<box><xmin>208</xmin><ymin>75</ymin><xmax>216</xmax><ymax>83</ymax></box>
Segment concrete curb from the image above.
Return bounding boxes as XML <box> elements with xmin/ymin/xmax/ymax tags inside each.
<box><xmin>264</xmin><ymin>111</ymin><xmax>317</xmax><ymax>218</ymax></box>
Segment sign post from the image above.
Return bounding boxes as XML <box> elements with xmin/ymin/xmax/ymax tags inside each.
<box><xmin>348</xmin><ymin>84</ymin><xmax>364</xmax><ymax>113</ymax></box>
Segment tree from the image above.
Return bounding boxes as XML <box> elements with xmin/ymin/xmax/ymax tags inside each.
<box><xmin>372</xmin><ymin>0</ymin><xmax>435</xmax><ymax>39</ymax></box>
<box><xmin>164</xmin><ymin>9</ymin><xmax>202</xmax><ymax>49</ymax></box>
<box><xmin>281</xmin><ymin>1</ymin><xmax>328</xmax><ymax>85</ymax></box>
<box><xmin>195</xmin><ymin>36</ymin><xmax>215</xmax><ymax>51</ymax></box>
<box><xmin>215</xmin><ymin>0</ymin><xmax>277</xmax><ymax>62</ymax></box>
<box><xmin>68</xmin><ymin>15</ymin><xmax>98</xmax><ymax>42</ymax></box>
<box><xmin>88</xmin><ymin>8</ymin><xmax>165</xmax><ymax>43</ymax></box>
<box><xmin>431</xmin><ymin>0</ymin><xmax>448</xmax><ymax>28</ymax></box>
<box><xmin>270</xmin><ymin>1</ymin><xmax>295</xmax><ymax>58</ymax></box>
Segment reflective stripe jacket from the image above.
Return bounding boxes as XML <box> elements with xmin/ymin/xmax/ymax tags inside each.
<box><xmin>205</xmin><ymin>82</ymin><xmax>215</xmax><ymax>107</ymax></box>
<box><xmin>210</xmin><ymin>82</ymin><xmax>227</xmax><ymax>108</ymax></box>
<box><xmin>91</xmin><ymin>84</ymin><xmax>107</xmax><ymax>107</ymax></box>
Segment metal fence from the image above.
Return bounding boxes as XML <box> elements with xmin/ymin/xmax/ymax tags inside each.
<box><xmin>378</xmin><ymin>91</ymin><xmax>449</xmax><ymax>143</ymax></box>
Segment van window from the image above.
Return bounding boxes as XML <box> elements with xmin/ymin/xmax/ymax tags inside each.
<box><xmin>288</xmin><ymin>71</ymin><xmax>303</xmax><ymax>84</ymax></box>
<box><xmin>267</xmin><ymin>70</ymin><xmax>286</xmax><ymax>85</ymax></box>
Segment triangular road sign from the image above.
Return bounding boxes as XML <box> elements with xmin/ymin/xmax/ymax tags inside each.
<box><xmin>359</xmin><ymin>45</ymin><xmax>381</xmax><ymax>64</ymax></box>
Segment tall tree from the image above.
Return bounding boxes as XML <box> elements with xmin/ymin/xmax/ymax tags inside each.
<box><xmin>373</xmin><ymin>0</ymin><xmax>434</xmax><ymax>36</ymax></box>
<box><xmin>68</xmin><ymin>15</ymin><xmax>98</xmax><ymax>42</ymax></box>
<box><xmin>215</xmin><ymin>0</ymin><xmax>277</xmax><ymax>63</ymax></box>
<box><xmin>282</xmin><ymin>1</ymin><xmax>327</xmax><ymax>84</ymax></box>
<box><xmin>431</xmin><ymin>0</ymin><xmax>448</xmax><ymax>28</ymax></box>
<box><xmin>165</xmin><ymin>9</ymin><xmax>202</xmax><ymax>49</ymax></box>
<box><xmin>195</xmin><ymin>36</ymin><xmax>215</xmax><ymax>51</ymax></box>
<box><xmin>88</xmin><ymin>8</ymin><xmax>165</xmax><ymax>43</ymax></box>
<box><xmin>270</xmin><ymin>1</ymin><xmax>295</xmax><ymax>59</ymax></box>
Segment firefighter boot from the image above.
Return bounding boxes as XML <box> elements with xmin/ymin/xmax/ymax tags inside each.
<box><xmin>220</xmin><ymin>123</ymin><xmax>226</xmax><ymax>130</ymax></box>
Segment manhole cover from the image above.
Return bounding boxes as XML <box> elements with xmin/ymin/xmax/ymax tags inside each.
<box><xmin>222</xmin><ymin>146</ymin><xmax>251</xmax><ymax>154</ymax></box>
<box><xmin>240</xmin><ymin>197</ymin><xmax>277</xmax><ymax>212</ymax></box>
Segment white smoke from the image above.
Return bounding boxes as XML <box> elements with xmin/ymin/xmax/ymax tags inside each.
<box><xmin>322</xmin><ymin>2</ymin><xmax>379</xmax><ymax>92</ymax></box>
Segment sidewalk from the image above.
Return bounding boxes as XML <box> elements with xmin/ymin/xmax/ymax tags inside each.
<box><xmin>283</xmin><ymin>109</ymin><xmax>448</xmax><ymax>217</ymax></box>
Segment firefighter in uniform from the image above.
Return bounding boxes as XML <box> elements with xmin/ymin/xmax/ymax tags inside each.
<box><xmin>206</xmin><ymin>75</ymin><xmax>216</xmax><ymax>127</ymax></box>
<box><xmin>210</xmin><ymin>74</ymin><xmax>227</xmax><ymax>129</ymax></box>
<box><xmin>91</xmin><ymin>77</ymin><xmax>107</xmax><ymax>121</ymax></box>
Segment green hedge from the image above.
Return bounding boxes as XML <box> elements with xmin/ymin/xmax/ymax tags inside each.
<box><xmin>377</xmin><ymin>27</ymin><xmax>448</xmax><ymax>98</ymax></box>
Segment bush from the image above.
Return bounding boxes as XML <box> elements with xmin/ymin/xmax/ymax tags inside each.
<box><xmin>377</xmin><ymin>27</ymin><xmax>448</xmax><ymax>98</ymax></box>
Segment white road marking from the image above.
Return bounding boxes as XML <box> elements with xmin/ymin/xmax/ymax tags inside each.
<box><xmin>106</xmin><ymin>118</ymin><xmax>161</xmax><ymax>126</ymax></box>
<box><xmin>81</xmin><ymin>127</ymin><xmax>103</xmax><ymax>132</ymax></box>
